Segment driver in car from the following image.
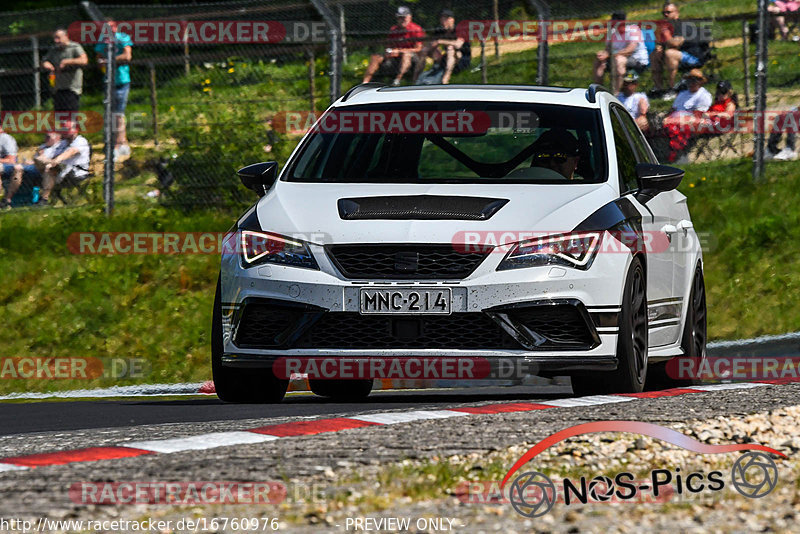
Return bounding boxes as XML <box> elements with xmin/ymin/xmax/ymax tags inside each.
<box><xmin>528</xmin><ymin>128</ymin><xmax>581</xmax><ymax>180</ymax></box>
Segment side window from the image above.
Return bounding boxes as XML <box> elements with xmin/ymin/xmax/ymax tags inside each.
<box><xmin>609</xmin><ymin>111</ymin><xmax>639</xmax><ymax>194</ymax></box>
<box><xmin>613</xmin><ymin>105</ymin><xmax>654</xmax><ymax>164</ymax></box>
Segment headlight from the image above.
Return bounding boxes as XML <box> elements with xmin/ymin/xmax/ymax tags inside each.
<box><xmin>240</xmin><ymin>230</ymin><xmax>318</xmax><ymax>269</ymax></box>
<box><xmin>497</xmin><ymin>232</ymin><xmax>601</xmax><ymax>271</ymax></box>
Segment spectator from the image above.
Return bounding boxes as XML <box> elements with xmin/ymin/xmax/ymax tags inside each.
<box><xmin>0</xmin><ymin>127</ymin><xmax>19</xmax><ymax>206</ymax></box>
<box><xmin>95</xmin><ymin>20</ymin><xmax>133</xmax><ymax>158</ymax></box>
<box><xmin>1</xmin><ymin>132</ymin><xmax>63</xmax><ymax>208</ymax></box>
<box><xmin>593</xmin><ymin>12</ymin><xmax>649</xmax><ymax>94</ymax></box>
<box><xmin>617</xmin><ymin>72</ymin><xmax>650</xmax><ymax>132</ymax></box>
<box><xmin>650</xmin><ymin>3</ymin><xmax>710</xmax><ymax>99</ymax></box>
<box><xmin>41</xmin><ymin>28</ymin><xmax>88</xmax><ymax>112</ymax></box>
<box><xmin>362</xmin><ymin>6</ymin><xmax>425</xmax><ymax>86</ymax></box>
<box><xmin>663</xmin><ymin>69</ymin><xmax>712</xmax><ymax>163</ymax></box>
<box><xmin>768</xmin><ymin>1</ymin><xmax>800</xmax><ymax>41</ymax></box>
<box><xmin>39</xmin><ymin>121</ymin><xmax>91</xmax><ymax>206</ymax></box>
<box><xmin>414</xmin><ymin>9</ymin><xmax>471</xmax><ymax>85</ymax></box>
<box><xmin>766</xmin><ymin>107</ymin><xmax>798</xmax><ymax>161</ymax></box>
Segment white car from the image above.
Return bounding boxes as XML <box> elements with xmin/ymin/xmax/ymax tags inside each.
<box><xmin>212</xmin><ymin>84</ymin><xmax>706</xmax><ymax>403</ymax></box>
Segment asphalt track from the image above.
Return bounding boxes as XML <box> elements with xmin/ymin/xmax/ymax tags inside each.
<box><xmin>0</xmin><ymin>385</ymin><xmax>571</xmax><ymax>436</ymax></box>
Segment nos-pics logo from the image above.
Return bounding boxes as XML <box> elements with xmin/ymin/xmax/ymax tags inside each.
<box><xmin>501</xmin><ymin>421</ymin><xmax>783</xmax><ymax>518</ymax></box>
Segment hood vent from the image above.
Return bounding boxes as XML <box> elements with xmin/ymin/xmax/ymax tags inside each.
<box><xmin>338</xmin><ymin>195</ymin><xmax>509</xmax><ymax>221</ymax></box>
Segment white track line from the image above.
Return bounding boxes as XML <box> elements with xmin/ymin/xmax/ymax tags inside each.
<box><xmin>0</xmin><ymin>383</ymin><xmax>208</xmax><ymax>401</ymax></box>
<box><xmin>687</xmin><ymin>383</ymin><xmax>770</xmax><ymax>391</ymax></box>
<box><xmin>539</xmin><ymin>395</ymin><xmax>636</xmax><ymax>407</ymax></box>
<box><xmin>0</xmin><ymin>463</ymin><xmax>29</xmax><ymax>472</ymax></box>
<box><xmin>351</xmin><ymin>409</ymin><xmax>470</xmax><ymax>425</ymax></box>
<box><xmin>123</xmin><ymin>431</ymin><xmax>278</xmax><ymax>454</ymax></box>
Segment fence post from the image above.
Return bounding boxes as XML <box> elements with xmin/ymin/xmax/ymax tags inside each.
<box><xmin>149</xmin><ymin>62</ymin><xmax>158</xmax><ymax>147</ymax></box>
<box><xmin>753</xmin><ymin>0</ymin><xmax>769</xmax><ymax>182</ymax></box>
<box><xmin>308</xmin><ymin>49</ymin><xmax>316</xmax><ymax>111</ymax></box>
<box><xmin>31</xmin><ymin>36</ymin><xmax>41</xmax><ymax>110</ymax></box>
<box><xmin>103</xmin><ymin>25</ymin><xmax>117</xmax><ymax>216</ymax></box>
<box><xmin>339</xmin><ymin>5</ymin><xmax>347</xmax><ymax>65</ymax></box>
<box><xmin>526</xmin><ymin>0</ymin><xmax>550</xmax><ymax>85</ymax></box>
<box><xmin>310</xmin><ymin>0</ymin><xmax>342</xmax><ymax>102</ymax></box>
<box><xmin>183</xmin><ymin>23</ymin><xmax>190</xmax><ymax>76</ymax></box>
<box><xmin>742</xmin><ymin>20</ymin><xmax>750</xmax><ymax>108</ymax></box>
<box><xmin>493</xmin><ymin>0</ymin><xmax>500</xmax><ymax>58</ymax></box>
<box><xmin>480</xmin><ymin>38</ymin><xmax>487</xmax><ymax>83</ymax></box>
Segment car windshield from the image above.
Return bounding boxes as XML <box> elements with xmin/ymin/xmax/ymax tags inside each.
<box><xmin>286</xmin><ymin>102</ymin><xmax>606</xmax><ymax>184</ymax></box>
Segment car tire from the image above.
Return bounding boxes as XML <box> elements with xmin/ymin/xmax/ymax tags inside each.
<box><xmin>309</xmin><ymin>379</ymin><xmax>373</xmax><ymax>400</ymax></box>
<box><xmin>211</xmin><ymin>277</ymin><xmax>288</xmax><ymax>403</ymax></box>
<box><xmin>572</xmin><ymin>256</ymin><xmax>648</xmax><ymax>395</ymax></box>
<box><xmin>647</xmin><ymin>266</ymin><xmax>707</xmax><ymax>388</ymax></box>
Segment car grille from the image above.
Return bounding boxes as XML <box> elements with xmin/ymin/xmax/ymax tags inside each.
<box><xmin>294</xmin><ymin>313</ymin><xmax>521</xmax><ymax>349</ymax></box>
<box><xmin>234</xmin><ymin>302</ymin><xmax>311</xmax><ymax>347</ymax></box>
<box><xmin>504</xmin><ymin>304</ymin><xmax>597</xmax><ymax>349</ymax></box>
<box><xmin>326</xmin><ymin>244</ymin><xmax>490</xmax><ymax>279</ymax></box>
<box><xmin>233</xmin><ymin>301</ymin><xmax>597</xmax><ymax>351</ymax></box>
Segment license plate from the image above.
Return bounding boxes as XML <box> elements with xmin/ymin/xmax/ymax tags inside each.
<box><xmin>359</xmin><ymin>288</ymin><xmax>451</xmax><ymax>315</ymax></box>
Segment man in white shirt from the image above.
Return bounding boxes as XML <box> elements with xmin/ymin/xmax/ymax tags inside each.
<box><xmin>1</xmin><ymin>132</ymin><xmax>63</xmax><ymax>208</ymax></box>
<box><xmin>616</xmin><ymin>73</ymin><xmax>650</xmax><ymax>132</ymax></box>
<box><xmin>671</xmin><ymin>69</ymin><xmax>712</xmax><ymax>114</ymax></box>
<box><xmin>40</xmin><ymin>121</ymin><xmax>91</xmax><ymax>205</ymax></box>
<box><xmin>594</xmin><ymin>11</ymin><xmax>649</xmax><ymax>93</ymax></box>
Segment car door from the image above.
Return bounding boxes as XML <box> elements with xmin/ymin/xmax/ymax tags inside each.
<box><xmin>609</xmin><ymin>105</ymin><xmax>682</xmax><ymax>346</ymax></box>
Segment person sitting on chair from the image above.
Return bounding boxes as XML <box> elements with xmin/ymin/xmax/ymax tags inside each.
<box><xmin>414</xmin><ymin>9</ymin><xmax>471</xmax><ymax>85</ymax></box>
<box><xmin>362</xmin><ymin>6</ymin><xmax>425</xmax><ymax>86</ymax></box>
<box><xmin>40</xmin><ymin>121</ymin><xmax>90</xmax><ymax>206</ymax></box>
<box><xmin>2</xmin><ymin>131</ymin><xmax>63</xmax><ymax>208</ymax></box>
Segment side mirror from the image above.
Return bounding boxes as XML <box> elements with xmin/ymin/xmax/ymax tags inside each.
<box><xmin>237</xmin><ymin>161</ymin><xmax>278</xmax><ymax>197</ymax></box>
<box><xmin>635</xmin><ymin>163</ymin><xmax>684</xmax><ymax>203</ymax></box>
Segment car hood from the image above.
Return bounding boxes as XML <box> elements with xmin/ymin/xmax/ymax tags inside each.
<box><xmin>255</xmin><ymin>182</ymin><xmax>617</xmax><ymax>246</ymax></box>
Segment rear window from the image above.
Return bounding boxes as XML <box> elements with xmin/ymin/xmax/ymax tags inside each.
<box><xmin>286</xmin><ymin>102</ymin><xmax>607</xmax><ymax>184</ymax></box>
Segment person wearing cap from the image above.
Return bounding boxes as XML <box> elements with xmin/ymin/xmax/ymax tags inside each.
<box><xmin>1</xmin><ymin>131</ymin><xmax>63</xmax><ymax>208</ymax></box>
<box><xmin>39</xmin><ymin>121</ymin><xmax>91</xmax><ymax>206</ymax></box>
<box><xmin>617</xmin><ymin>73</ymin><xmax>650</xmax><ymax>132</ymax></box>
<box><xmin>413</xmin><ymin>9</ymin><xmax>471</xmax><ymax>85</ymax></box>
<box><xmin>593</xmin><ymin>11</ymin><xmax>649</xmax><ymax>94</ymax></box>
<box><xmin>671</xmin><ymin>69</ymin><xmax>712</xmax><ymax>114</ymax></box>
<box><xmin>362</xmin><ymin>6</ymin><xmax>425</xmax><ymax>86</ymax></box>
<box><xmin>663</xmin><ymin>69</ymin><xmax>712</xmax><ymax>163</ymax></box>
<box><xmin>529</xmin><ymin>128</ymin><xmax>581</xmax><ymax>180</ymax></box>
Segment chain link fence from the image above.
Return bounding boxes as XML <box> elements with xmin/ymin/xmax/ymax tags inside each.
<box><xmin>0</xmin><ymin>0</ymin><xmax>785</xmax><ymax>210</ymax></box>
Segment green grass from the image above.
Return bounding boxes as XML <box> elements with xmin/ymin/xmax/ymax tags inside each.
<box><xmin>0</xmin><ymin>204</ymin><xmax>232</xmax><ymax>394</ymax></box>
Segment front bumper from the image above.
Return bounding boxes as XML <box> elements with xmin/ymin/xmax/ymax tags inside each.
<box><xmin>219</xmin><ymin>236</ymin><xmax>632</xmax><ymax>371</ymax></box>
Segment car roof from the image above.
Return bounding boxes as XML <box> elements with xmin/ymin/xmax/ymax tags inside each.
<box><xmin>334</xmin><ymin>84</ymin><xmax>605</xmax><ymax>109</ymax></box>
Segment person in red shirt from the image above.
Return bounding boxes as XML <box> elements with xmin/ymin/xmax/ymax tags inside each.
<box><xmin>362</xmin><ymin>6</ymin><xmax>425</xmax><ymax>86</ymax></box>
